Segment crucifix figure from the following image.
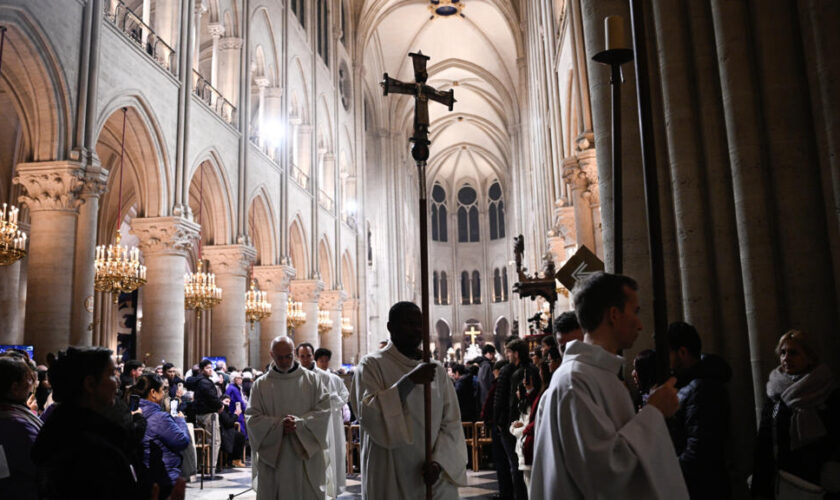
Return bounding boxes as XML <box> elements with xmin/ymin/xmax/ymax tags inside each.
<box><xmin>381</xmin><ymin>51</ymin><xmax>455</xmax><ymax>500</ymax></box>
<box><xmin>465</xmin><ymin>326</ymin><xmax>481</xmax><ymax>345</ymax></box>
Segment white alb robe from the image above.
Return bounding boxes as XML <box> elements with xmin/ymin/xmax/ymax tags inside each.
<box><xmin>350</xmin><ymin>342</ymin><xmax>467</xmax><ymax>500</ymax></box>
<box><xmin>245</xmin><ymin>363</ymin><xmax>331</xmax><ymax>500</ymax></box>
<box><xmin>321</xmin><ymin>368</ymin><xmax>350</xmax><ymax>493</ymax></box>
<box><xmin>530</xmin><ymin>340</ymin><xmax>689</xmax><ymax>500</ymax></box>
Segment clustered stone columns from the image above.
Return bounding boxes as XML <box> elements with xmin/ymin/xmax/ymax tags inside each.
<box><xmin>562</xmin><ymin>133</ymin><xmax>600</xmax><ymax>255</ymax></box>
<box><xmin>289</xmin><ymin>279</ymin><xmax>324</xmax><ymax>348</ymax></box>
<box><xmin>14</xmin><ymin>161</ymin><xmax>85</xmax><ymax>363</ymax></box>
<box><xmin>319</xmin><ymin>289</ymin><xmax>347</xmax><ymax>370</ymax></box>
<box><xmin>252</xmin><ymin>264</ymin><xmax>296</xmax><ymax>369</ymax></box>
<box><xmin>133</xmin><ymin>216</ymin><xmax>200</xmax><ymax>368</ymax></box>
<box><xmin>204</xmin><ymin>244</ymin><xmax>256</xmax><ymax>369</ymax></box>
<box><xmin>217</xmin><ymin>36</ymin><xmax>242</xmax><ymax>105</ymax></box>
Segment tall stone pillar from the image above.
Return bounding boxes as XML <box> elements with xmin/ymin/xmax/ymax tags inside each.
<box><xmin>204</xmin><ymin>244</ymin><xmax>256</xmax><ymax>369</ymax></box>
<box><xmin>562</xmin><ymin>135</ymin><xmax>599</xmax><ymax>255</ymax></box>
<box><xmin>15</xmin><ymin>161</ymin><xmax>84</xmax><ymax>362</ymax></box>
<box><xmin>319</xmin><ymin>289</ymin><xmax>347</xmax><ymax>370</ymax></box>
<box><xmin>217</xmin><ymin>37</ymin><xmax>242</xmax><ymax>104</ymax></box>
<box><xmin>70</xmin><ymin>165</ymin><xmax>108</xmax><ymax>345</ymax></box>
<box><xmin>296</xmin><ymin>124</ymin><xmax>313</xmax><ymax>182</ymax></box>
<box><xmin>341</xmin><ymin>298</ymin><xmax>359</xmax><ymax>364</ymax></box>
<box><xmin>208</xmin><ymin>23</ymin><xmax>225</xmax><ymax>87</ymax></box>
<box><xmin>252</xmin><ymin>265</ymin><xmax>296</xmax><ymax>368</ymax></box>
<box><xmin>0</xmin><ymin>260</ymin><xmax>23</xmax><ymax>345</ymax></box>
<box><xmin>192</xmin><ymin>1</ymin><xmax>207</xmax><ymax>71</ymax></box>
<box><xmin>289</xmin><ymin>279</ymin><xmax>324</xmax><ymax>348</ymax></box>
<box><xmin>132</xmin><ymin>216</ymin><xmax>199</xmax><ymax>369</ymax></box>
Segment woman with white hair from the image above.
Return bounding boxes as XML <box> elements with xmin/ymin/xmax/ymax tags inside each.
<box><xmin>224</xmin><ymin>371</ymin><xmax>248</xmax><ymax>440</ymax></box>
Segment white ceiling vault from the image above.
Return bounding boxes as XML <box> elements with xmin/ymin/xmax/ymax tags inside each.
<box><xmin>357</xmin><ymin>0</ymin><xmax>523</xmax><ymax>195</ymax></box>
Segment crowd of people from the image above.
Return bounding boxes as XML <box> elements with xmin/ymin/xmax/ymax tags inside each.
<box><xmin>1</xmin><ymin>271</ymin><xmax>839</xmax><ymax>499</ymax></box>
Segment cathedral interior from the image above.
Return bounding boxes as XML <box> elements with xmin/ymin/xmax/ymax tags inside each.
<box><xmin>1</xmin><ymin>0</ymin><xmax>839</xmax><ymax>496</ymax></box>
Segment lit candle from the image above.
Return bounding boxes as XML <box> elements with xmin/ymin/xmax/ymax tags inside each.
<box><xmin>604</xmin><ymin>15</ymin><xmax>628</xmax><ymax>51</ymax></box>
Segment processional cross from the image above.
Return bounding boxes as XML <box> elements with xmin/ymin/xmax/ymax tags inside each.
<box><xmin>382</xmin><ymin>52</ymin><xmax>455</xmax><ymax>500</ymax></box>
<box><xmin>465</xmin><ymin>326</ymin><xmax>481</xmax><ymax>345</ymax></box>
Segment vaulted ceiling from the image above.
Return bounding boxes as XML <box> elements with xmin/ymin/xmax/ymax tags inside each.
<box><xmin>358</xmin><ymin>0</ymin><xmax>523</xmax><ymax>194</ymax></box>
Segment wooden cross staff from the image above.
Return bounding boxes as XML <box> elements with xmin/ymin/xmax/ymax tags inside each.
<box><xmin>382</xmin><ymin>51</ymin><xmax>455</xmax><ymax>500</ymax></box>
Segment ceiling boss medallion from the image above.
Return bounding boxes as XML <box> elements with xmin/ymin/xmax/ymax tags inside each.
<box><xmin>429</xmin><ymin>0</ymin><xmax>464</xmax><ymax>19</ymax></box>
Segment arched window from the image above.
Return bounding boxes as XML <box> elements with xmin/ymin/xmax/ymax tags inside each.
<box><xmin>502</xmin><ymin>267</ymin><xmax>509</xmax><ymax>301</ymax></box>
<box><xmin>317</xmin><ymin>0</ymin><xmax>329</xmax><ymax>66</ymax></box>
<box><xmin>461</xmin><ymin>271</ymin><xmax>470</xmax><ymax>304</ymax></box>
<box><xmin>489</xmin><ymin>181</ymin><xmax>505</xmax><ymax>240</ymax></box>
<box><xmin>493</xmin><ymin>268</ymin><xmax>502</xmax><ymax>302</ymax></box>
<box><xmin>433</xmin><ymin>271</ymin><xmax>439</xmax><ymax>305</ymax></box>
<box><xmin>472</xmin><ymin>270</ymin><xmax>481</xmax><ymax>304</ymax></box>
<box><xmin>291</xmin><ymin>0</ymin><xmax>305</xmax><ymax>28</ymax></box>
<box><xmin>457</xmin><ymin>185</ymin><xmax>479</xmax><ymax>242</ymax></box>
<box><xmin>441</xmin><ymin>271</ymin><xmax>449</xmax><ymax>305</ymax></box>
<box><xmin>431</xmin><ymin>184</ymin><xmax>447</xmax><ymax>242</ymax></box>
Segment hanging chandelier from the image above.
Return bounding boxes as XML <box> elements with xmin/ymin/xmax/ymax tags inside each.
<box><xmin>0</xmin><ymin>28</ymin><xmax>27</xmax><ymax>267</ymax></box>
<box><xmin>317</xmin><ymin>310</ymin><xmax>334</xmax><ymax>334</ymax></box>
<box><xmin>0</xmin><ymin>203</ymin><xmax>26</xmax><ymax>266</ymax></box>
<box><xmin>286</xmin><ymin>297</ymin><xmax>306</xmax><ymax>330</ymax></box>
<box><xmin>94</xmin><ymin>108</ymin><xmax>147</xmax><ymax>303</ymax></box>
<box><xmin>341</xmin><ymin>316</ymin><xmax>354</xmax><ymax>338</ymax></box>
<box><xmin>185</xmin><ymin>166</ymin><xmax>221</xmax><ymax>316</ymax></box>
<box><xmin>245</xmin><ymin>279</ymin><xmax>271</xmax><ymax>329</ymax></box>
<box><xmin>185</xmin><ymin>260</ymin><xmax>222</xmax><ymax>316</ymax></box>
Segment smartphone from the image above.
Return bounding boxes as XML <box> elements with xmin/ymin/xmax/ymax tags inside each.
<box><xmin>235</xmin><ymin>401</ymin><xmax>241</xmax><ymax>412</ymax></box>
<box><xmin>177</xmin><ymin>382</ymin><xmax>184</xmax><ymax>391</ymax></box>
<box><xmin>170</xmin><ymin>399</ymin><xmax>179</xmax><ymax>417</ymax></box>
<box><xmin>129</xmin><ymin>394</ymin><xmax>140</xmax><ymax>412</ymax></box>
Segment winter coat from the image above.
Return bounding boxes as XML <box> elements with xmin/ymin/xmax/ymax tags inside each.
<box><xmin>138</xmin><ymin>399</ymin><xmax>190</xmax><ymax>489</ymax></box>
<box><xmin>0</xmin><ymin>401</ymin><xmax>42</xmax><ymax>500</ymax></box>
<box><xmin>185</xmin><ymin>374</ymin><xmax>222</xmax><ymax>415</ymax></box>
<box><xmin>31</xmin><ymin>403</ymin><xmax>145</xmax><ymax>500</ymax></box>
<box><xmin>224</xmin><ymin>383</ymin><xmax>248</xmax><ymax>439</ymax></box>
<box><xmin>667</xmin><ymin>354</ymin><xmax>732</xmax><ymax>499</ymax></box>
<box><xmin>481</xmin><ymin>379</ymin><xmax>497</xmax><ymax>427</ymax></box>
<box><xmin>455</xmin><ymin>375</ymin><xmax>479</xmax><ymax>422</ymax></box>
<box><xmin>476</xmin><ymin>356</ymin><xmax>494</xmax><ymax>407</ymax></box>
<box><xmin>492</xmin><ymin>362</ymin><xmax>514</xmax><ymax>433</ymax></box>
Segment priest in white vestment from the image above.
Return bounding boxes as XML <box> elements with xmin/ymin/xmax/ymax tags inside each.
<box><xmin>530</xmin><ymin>272</ymin><xmax>689</xmax><ymax>500</ymax></box>
<box><xmin>315</xmin><ymin>347</ymin><xmax>351</xmax><ymax>494</ymax></box>
<box><xmin>351</xmin><ymin>301</ymin><xmax>467</xmax><ymax>500</ymax></box>
<box><xmin>246</xmin><ymin>336</ymin><xmax>331</xmax><ymax>500</ymax></box>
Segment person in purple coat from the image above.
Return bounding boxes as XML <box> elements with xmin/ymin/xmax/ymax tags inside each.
<box><xmin>132</xmin><ymin>374</ymin><xmax>190</xmax><ymax>499</ymax></box>
<box><xmin>224</xmin><ymin>371</ymin><xmax>247</xmax><ymax>439</ymax></box>
<box><xmin>0</xmin><ymin>354</ymin><xmax>41</xmax><ymax>500</ymax></box>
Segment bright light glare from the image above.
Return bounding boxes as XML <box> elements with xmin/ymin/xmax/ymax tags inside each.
<box><xmin>261</xmin><ymin>120</ymin><xmax>285</xmax><ymax>147</ymax></box>
<box><xmin>345</xmin><ymin>200</ymin><xmax>358</xmax><ymax>214</ymax></box>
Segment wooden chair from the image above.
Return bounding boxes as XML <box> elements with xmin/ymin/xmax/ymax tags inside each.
<box><xmin>462</xmin><ymin>422</ymin><xmax>478</xmax><ymax>472</ymax></box>
<box><xmin>474</xmin><ymin>422</ymin><xmax>493</xmax><ymax>471</ymax></box>
<box><xmin>192</xmin><ymin>427</ymin><xmax>209</xmax><ymax>482</ymax></box>
<box><xmin>347</xmin><ymin>424</ymin><xmax>361</xmax><ymax>474</ymax></box>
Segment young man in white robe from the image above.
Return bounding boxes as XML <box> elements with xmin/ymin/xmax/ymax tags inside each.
<box><xmin>530</xmin><ymin>272</ymin><xmax>689</xmax><ymax>499</ymax></box>
<box><xmin>245</xmin><ymin>336</ymin><xmax>331</xmax><ymax>500</ymax></box>
<box><xmin>351</xmin><ymin>301</ymin><xmax>468</xmax><ymax>500</ymax></box>
<box><xmin>315</xmin><ymin>347</ymin><xmax>351</xmax><ymax>494</ymax></box>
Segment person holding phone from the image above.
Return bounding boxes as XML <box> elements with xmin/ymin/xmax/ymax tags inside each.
<box><xmin>133</xmin><ymin>374</ymin><xmax>190</xmax><ymax>500</ymax></box>
<box><xmin>224</xmin><ymin>371</ymin><xmax>248</xmax><ymax>441</ymax></box>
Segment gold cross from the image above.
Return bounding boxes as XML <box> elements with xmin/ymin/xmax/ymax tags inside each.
<box><xmin>465</xmin><ymin>326</ymin><xmax>481</xmax><ymax>345</ymax></box>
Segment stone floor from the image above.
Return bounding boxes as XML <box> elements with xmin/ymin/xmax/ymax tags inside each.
<box><xmin>184</xmin><ymin>468</ymin><xmax>500</xmax><ymax>499</ymax></box>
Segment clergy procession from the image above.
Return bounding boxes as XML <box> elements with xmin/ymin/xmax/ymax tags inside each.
<box><xmin>2</xmin><ymin>0</ymin><xmax>840</xmax><ymax>499</ymax></box>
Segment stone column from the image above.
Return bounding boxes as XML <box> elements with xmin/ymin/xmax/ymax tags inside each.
<box><xmin>132</xmin><ymin>216</ymin><xmax>199</xmax><ymax>369</ymax></box>
<box><xmin>208</xmin><ymin>23</ymin><xmax>225</xmax><ymax>87</ymax></box>
<box><xmin>0</xmin><ymin>260</ymin><xmax>23</xmax><ymax>345</ymax></box>
<box><xmin>217</xmin><ymin>37</ymin><xmax>242</xmax><ymax>105</ymax></box>
<box><xmin>341</xmin><ymin>298</ymin><xmax>358</xmax><ymax>364</ymax></box>
<box><xmin>255</xmin><ymin>77</ymin><xmax>269</xmax><ymax>146</ymax></box>
<box><xmin>70</xmin><ymin>164</ymin><xmax>108</xmax><ymax>345</ymax></box>
<box><xmin>192</xmin><ymin>1</ymin><xmax>207</xmax><ymax>71</ymax></box>
<box><xmin>297</xmin><ymin>124</ymin><xmax>312</xmax><ymax>183</ymax></box>
<box><xmin>204</xmin><ymin>244</ymin><xmax>256</xmax><ymax>369</ymax></box>
<box><xmin>289</xmin><ymin>279</ymin><xmax>324</xmax><ymax>347</ymax></box>
<box><xmin>252</xmin><ymin>265</ymin><xmax>296</xmax><ymax>368</ymax></box>
<box><xmin>562</xmin><ymin>134</ymin><xmax>599</xmax><ymax>254</ymax></box>
<box><xmin>319</xmin><ymin>289</ymin><xmax>347</xmax><ymax>370</ymax></box>
<box><xmin>15</xmin><ymin>161</ymin><xmax>84</xmax><ymax>363</ymax></box>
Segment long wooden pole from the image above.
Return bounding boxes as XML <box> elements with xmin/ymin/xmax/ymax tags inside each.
<box><xmin>629</xmin><ymin>0</ymin><xmax>670</xmax><ymax>382</ymax></box>
<box><xmin>416</xmin><ymin>160</ymin><xmax>432</xmax><ymax>500</ymax></box>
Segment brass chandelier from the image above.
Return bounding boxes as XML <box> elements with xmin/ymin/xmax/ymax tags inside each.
<box><xmin>0</xmin><ymin>28</ymin><xmax>28</xmax><ymax>267</ymax></box>
<box><xmin>317</xmin><ymin>310</ymin><xmax>334</xmax><ymax>334</ymax></box>
<box><xmin>94</xmin><ymin>108</ymin><xmax>147</xmax><ymax>303</ymax></box>
<box><xmin>245</xmin><ymin>278</ymin><xmax>271</xmax><ymax>329</ymax></box>
<box><xmin>185</xmin><ymin>165</ymin><xmax>222</xmax><ymax>316</ymax></box>
<box><xmin>341</xmin><ymin>316</ymin><xmax>354</xmax><ymax>338</ymax></box>
<box><xmin>286</xmin><ymin>297</ymin><xmax>306</xmax><ymax>330</ymax></box>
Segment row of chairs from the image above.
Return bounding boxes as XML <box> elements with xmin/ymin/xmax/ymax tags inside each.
<box><xmin>343</xmin><ymin>421</ymin><xmax>494</xmax><ymax>474</ymax></box>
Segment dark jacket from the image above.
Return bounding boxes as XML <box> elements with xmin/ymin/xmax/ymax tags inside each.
<box><xmin>31</xmin><ymin>403</ymin><xmax>145</xmax><ymax>500</ymax></box>
<box><xmin>476</xmin><ymin>356</ymin><xmax>494</xmax><ymax>407</ymax></box>
<box><xmin>0</xmin><ymin>401</ymin><xmax>42</xmax><ymax>500</ymax></box>
<box><xmin>185</xmin><ymin>374</ymin><xmax>222</xmax><ymax>415</ymax></box>
<box><xmin>138</xmin><ymin>399</ymin><xmax>190</xmax><ymax>488</ymax></box>
<box><xmin>167</xmin><ymin>376</ymin><xmax>184</xmax><ymax>400</ymax></box>
<box><xmin>493</xmin><ymin>363</ymin><xmax>515</xmax><ymax>433</ymax></box>
<box><xmin>455</xmin><ymin>375</ymin><xmax>479</xmax><ymax>422</ymax></box>
<box><xmin>481</xmin><ymin>379</ymin><xmax>498</xmax><ymax>427</ymax></box>
<box><xmin>509</xmin><ymin>360</ymin><xmax>540</xmax><ymax>425</ymax></box>
<box><xmin>668</xmin><ymin>354</ymin><xmax>732</xmax><ymax>499</ymax></box>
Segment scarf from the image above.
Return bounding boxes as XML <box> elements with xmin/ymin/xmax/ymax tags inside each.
<box><xmin>766</xmin><ymin>363</ymin><xmax>836</xmax><ymax>450</ymax></box>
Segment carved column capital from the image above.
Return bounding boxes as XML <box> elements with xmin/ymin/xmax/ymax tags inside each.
<box><xmin>290</xmin><ymin>279</ymin><xmax>325</xmax><ymax>303</ymax></box>
<box><xmin>79</xmin><ymin>163</ymin><xmax>109</xmax><ymax>199</ymax></box>
<box><xmin>253</xmin><ymin>265</ymin><xmax>296</xmax><ymax>292</ymax></box>
<box><xmin>14</xmin><ymin>161</ymin><xmax>85</xmax><ymax>213</ymax></box>
<box><xmin>219</xmin><ymin>37</ymin><xmax>243</xmax><ymax>51</ymax></box>
<box><xmin>204</xmin><ymin>244</ymin><xmax>257</xmax><ymax>278</ymax></box>
<box><xmin>208</xmin><ymin>23</ymin><xmax>225</xmax><ymax>39</ymax></box>
<box><xmin>319</xmin><ymin>289</ymin><xmax>347</xmax><ymax>311</ymax></box>
<box><xmin>132</xmin><ymin>217</ymin><xmax>200</xmax><ymax>256</ymax></box>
